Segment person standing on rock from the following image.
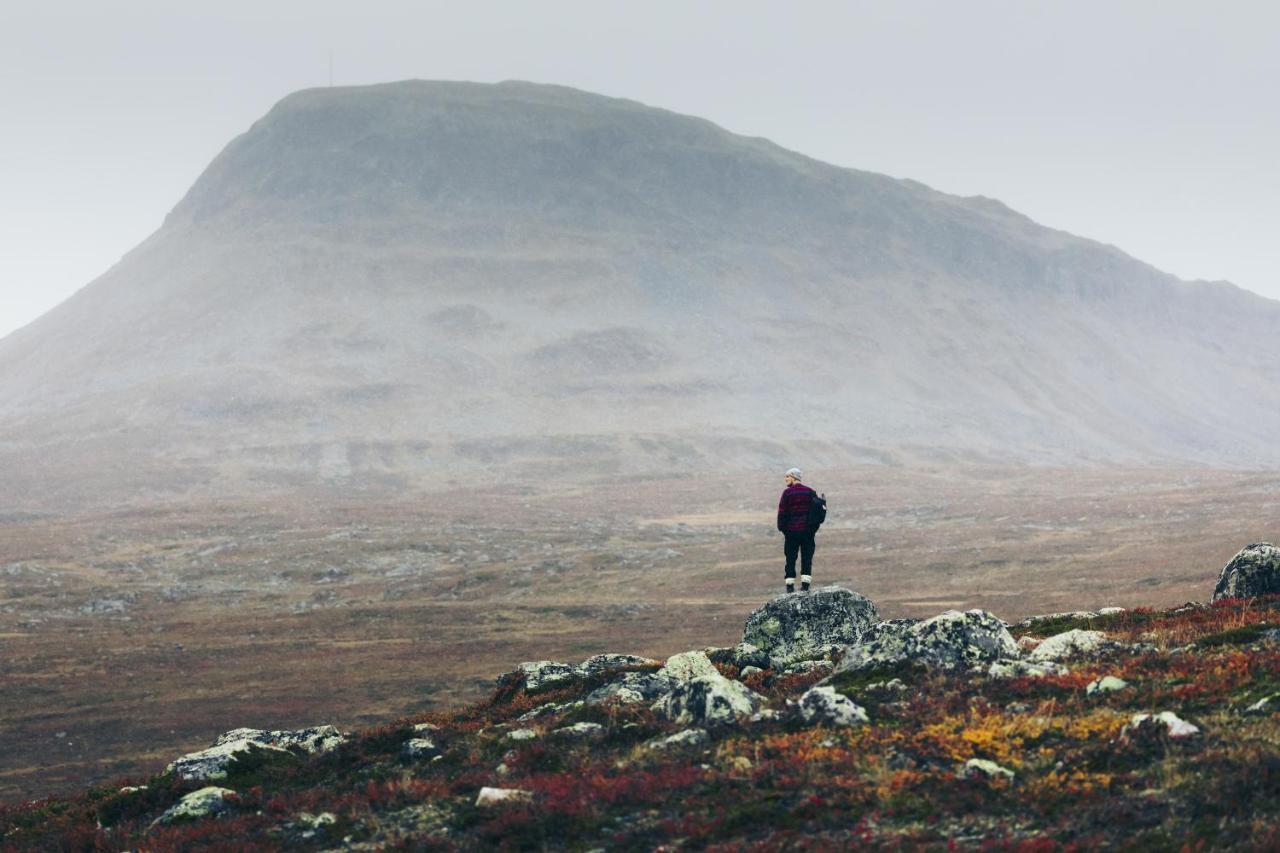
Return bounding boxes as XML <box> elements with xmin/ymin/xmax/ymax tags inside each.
<box><xmin>777</xmin><ymin>467</ymin><xmax>820</xmax><ymax>594</ymax></box>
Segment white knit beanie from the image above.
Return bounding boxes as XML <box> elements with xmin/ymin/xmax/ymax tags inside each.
<box><xmin>785</xmin><ymin>467</ymin><xmax>803</xmax><ymax>481</ymax></box>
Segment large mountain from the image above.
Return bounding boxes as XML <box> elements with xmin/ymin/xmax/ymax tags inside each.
<box><xmin>2</xmin><ymin>80</ymin><xmax>1277</xmax><ymax>509</ymax></box>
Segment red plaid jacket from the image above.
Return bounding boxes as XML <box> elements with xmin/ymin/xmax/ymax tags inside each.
<box><xmin>777</xmin><ymin>483</ymin><xmax>817</xmax><ymax>533</ymax></box>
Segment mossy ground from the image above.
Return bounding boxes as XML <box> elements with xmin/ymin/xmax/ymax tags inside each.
<box><xmin>5</xmin><ymin>596</ymin><xmax>1280</xmax><ymax>851</ymax></box>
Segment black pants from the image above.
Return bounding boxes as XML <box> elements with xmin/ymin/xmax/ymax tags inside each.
<box><xmin>783</xmin><ymin>531</ymin><xmax>815</xmax><ymax>585</ymax></box>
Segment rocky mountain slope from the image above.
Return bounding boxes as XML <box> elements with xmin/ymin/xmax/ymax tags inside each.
<box><xmin>4</xmin><ymin>544</ymin><xmax>1280</xmax><ymax>849</ymax></box>
<box><xmin>2</xmin><ymin>80</ymin><xmax>1279</xmax><ymax>510</ymax></box>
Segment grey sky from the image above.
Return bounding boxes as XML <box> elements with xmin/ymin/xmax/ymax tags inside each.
<box><xmin>2</xmin><ymin>1</ymin><xmax>1276</xmax><ymax>340</ymax></box>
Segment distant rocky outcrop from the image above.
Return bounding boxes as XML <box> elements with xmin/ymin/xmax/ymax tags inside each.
<box><xmin>742</xmin><ymin>587</ymin><xmax>878</xmax><ymax>664</ymax></box>
<box><xmin>1212</xmin><ymin>543</ymin><xmax>1280</xmax><ymax>601</ymax></box>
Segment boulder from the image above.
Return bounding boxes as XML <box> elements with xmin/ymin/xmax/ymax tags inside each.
<box><xmin>1086</xmin><ymin>675</ymin><xmax>1130</xmax><ymax>695</ymax></box>
<box><xmin>645</xmin><ymin>728</ymin><xmax>710</xmax><ymax>752</ymax></box>
<box><xmin>167</xmin><ymin>726</ymin><xmax>346</xmax><ymax>782</ymax></box>
<box><xmin>653</xmin><ymin>674</ymin><xmax>762</xmax><ymax>727</ymax></box>
<box><xmin>503</xmin><ymin>728</ymin><xmax>539</xmax><ymax>743</ymax></box>
<box><xmin>957</xmin><ymin>758</ymin><xmax>1014</xmax><ymax>781</ymax></box>
<box><xmin>1212</xmin><ymin>543</ymin><xmax>1280</xmax><ymax>601</ymax></box>
<box><xmin>517</xmin><ymin>661</ymin><xmax>580</xmax><ymax>693</ymax></box>
<box><xmin>706</xmin><ymin>642</ymin><xmax>773</xmax><ymax>670</ymax></box>
<box><xmin>551</xmin><ymin>722</ymin><xmax>606</xmax><ymax>741</ymax></box>
<box><xmin>742</xmin><ymin>587</ymin><xmax>879</xmax><ymax>664</ymax></box>
<box><xmin>1123</xmin><ymin>711</ymin><xmax>1200</xmax><ymax>739</ymax></box>
<box><xmin>150</xmin><ymin>786</ymin><xmax>237</xmax><ymax>827</ymax></box>
<box><xmin>1029</xmin><ymin>629</ymin><xmax>1112</xmax><ymax>662</ymax></box>
<box><xmin>586</xmin><ymin>671</ymin><xmax>671</xmax><ymax>705</ymax></box>
<box><xmin>833</xmin><ymin>610</ymin><xmax>1018</xmax><ymax>676</ymax></box>
<box><xmin>475</xmin><ymin>787</ymin><xmax>533</xmax><ymax>807</ymax></box>
<box><xmin>790</xmin><ymin>686</ymin><xmax>869</xmax><ymax>727</ymax></box>
<box><xmin>402</xmin><ymin>737</ymin><xmax>440</xmax><ymax>759</ymax></box>
<box><xmin>988</xmin><ymin>658</ymin><xmax>1067</xmax><ymax>679</ymax></box>
<box><xmin>578</xmin><ymin>653</ymin><xmax>658</xmax><ymax>677</ymax></box>
<box><xmin>657</xmin><ymin>650</ymin><xmax>720</xmax><ymax>683</ymax></box>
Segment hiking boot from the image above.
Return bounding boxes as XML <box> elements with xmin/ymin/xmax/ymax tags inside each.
<box><xmin>785</xmin><ymin>583</ymin><xmax>795</xmax><ymax>594</ymax></box>
<box><xmin>801</xmin><ymin>583</ymin><xmax>811</xmax><ymax>592</ymax></box>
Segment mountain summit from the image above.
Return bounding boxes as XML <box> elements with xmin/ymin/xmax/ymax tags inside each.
<box><xmin>1</xmin><ymin>80</ymin><xmax>1277</xmax><ymax>508</ymax></box>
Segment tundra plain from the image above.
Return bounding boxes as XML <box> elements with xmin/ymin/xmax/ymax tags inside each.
<box><xmin>2</xmin><ymin>465</ymin><xmax>1277</xmax><ymax>803</ymax></box>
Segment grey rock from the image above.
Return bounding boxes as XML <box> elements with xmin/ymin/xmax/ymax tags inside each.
<box><xmin>653</xmin><ymin>674</ymin><xmax>762</xmax><ymax>727</ymax></box>
<box><xmin>504</xmin><ymin>728</ymin><xmax>539</xmax><ymax>742</ymax></box>
<box><xmin>551</xmin><ymin>722</ymin><xmax>606</xmax><ymax>740</ymax></box>
<box><xmin>402</xmin><ymin>736</ymin><xmax>440</xmax><ymax>758</ymax></box>
<box><xmin>739</xmin><ymin>665</ymin><xmax>764</xmax><ymax>677</ymax></box>
<box><xmin>790</xmin><ymin>686</ymin><xmax>869</xmax><ymax>727</ymax></box>
<box><xmin>834</xmin><ymin>609</ymin><xmax>1018</xmax><ymax>676</ymax></box>
<box><xmin>742</xmin><ymin>586</ymin><xmax>878</xmax><ymax>664</ymax></box>
<box><xmin>783</xmin><ymin>659</ymin><xmax>835</xmax><ymax>675</ymax></box>
<box><xmin>1123</xmin><ymin>711</ymin><xmax>1200</xmax><ymax>739</ymax></box>
<box><xmin>1086</xmin><ymin>675</ymin><xmax>1130</xmax><ymax>695</ymax></box>
<box><xmin>475</xmin><ymin>787</ymin><xmax>533</xmax><ymax>807</ymax></box>
<box><xmin>150</xmin><ymin>785</ymin><xmax>237</xmax><ymax>827</ymax></box>
<box><xmin>988</xmin><ymin>658</ymin><xmax>1067</xmax><ymax>679</ymax></box>
<box><xmin>517</xmin><ymin>660</ymin><xmax>581</xmax><ymax>693</ymax></box>
<box><xmin>657</xmin><ymin>650</ymin><xmax>720</xmax><ymax>683</ymax></box>
<box><xmin>1029</xmin><ymin>629</ymin><xmax>1113</xmax><ymax>662</ymax></box>
<box><xmin>1213</xmin><ymin>543</ymin><xmax>1280</xmax><ymax>601</ymax></box>
<box><xmin>578</xmin><ymin>653</ymin><xmax>658</xmax><ymax>677</ymax></box>
<box><xmin>167</xmin><ymin>725</ymin><xmax>346</xmax><ymax>782</ymax></box>
<box><xmin>706</xmin><ymin>642</ymin><xmax>773</xmax><ymax>670</ymax></box>
<box><xmin>645</xmin><ymin>728</ymin><xmax>710</xmax><ymax>752</ymax></box>
<box><xmin>516</xmin><ymin>699</ymin><xmax>584</xmax><ymax>722</ymax></box>
<box><xmin>957</xmin><ymin>758</ymin><xmax>1014</xmax><ymax>781</ymax></box>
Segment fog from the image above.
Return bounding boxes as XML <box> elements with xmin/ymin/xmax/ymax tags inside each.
<box><xmin>1</xmin><ymin>1</ymin><xmax>1277</xmax><ymax>340</ymax></box>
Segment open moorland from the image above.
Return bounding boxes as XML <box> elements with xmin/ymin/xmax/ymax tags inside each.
<box><xmin>2</xmin><ymin>465</ymin><xmax>1278</xmax><ymax>804</ymax></box>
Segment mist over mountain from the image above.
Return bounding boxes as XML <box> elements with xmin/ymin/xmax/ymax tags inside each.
<box><xmin>2</xmin><ymin>80</ymin><xmax>1277</xmax><ymax>510</ymax></box>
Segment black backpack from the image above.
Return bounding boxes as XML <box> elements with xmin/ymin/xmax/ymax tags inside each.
<box><xmin>807</xmin><ymin>491</ymin><xmax>827</xmax><ymax>532</ymax></box>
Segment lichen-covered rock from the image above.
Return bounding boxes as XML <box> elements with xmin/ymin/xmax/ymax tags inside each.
<box><xmin>402</xmin><ymin>736</ymin><xmax>439</xmax><ymax>758</ymax></box>
<box><xmin>167</xmin><ymin>726</ymin><xmax>346</xmax><ymax>782</ymax></box>
<box><xmin>834</xmin><ymin>609</ymin><xmax>1018</xmax><ymax>676</ymax></box>
<box><xmin>475</xmin><ymin>787</ymin><xmax>533</xmax><ymax>807</ymax></box>
<box><xmin>150</xmin><ymin>786</ymin><xmax>237</xmax><ymax>827</ymax></box>
<box><xmin>783</xmin><ymin>659</ymin><xmax>835</xmax><ymax>675</ymax></box>
<box><xmin>958</xmin><ymin>759</ymin><xmax>1015</xmax><ymax>781</ymax></box>
<box><xmin>707</xmin><ymin>642</ymin><xmax>774</xmax><ymax>670</ymax></box>
<box><xmin>578</xmin><ymin>653</ymin><xmax>658</xmax><ymax>676</ymax></box>
<box><xmin>645</xmin><ymin>728</ymin><xmax>710</xmax><ymax>752</ymax></box>
<box><xmin>1124</xmin><ymin>711</ymin><xmax>1200</xmax><ymax>739</ymax></box>
<box><xmin>551</xmin><ymin>722</ymin><xmax>606</xmax><ymax>740</ymax></box>
<box><xmin>517</xmin><ymin>660</ymin><xmax>581</xmax><ymax>692</ymax></box>
<box><xmin>1086</xmin><ymin>675</ymin><xmax>1130</xmax><ymax>695</ymax></box>
<box><xmin>586</xmin><ymin>671</ymin><xmax>671</xmax><ymax>705</ymax></box>
<box><xmin>742</xmin><ymin>587</ymin><xmax>879</xmax><ymax>664</ymax></box>
<box><xmin>790</xmin><ymin>686</ymin><xmax>869</xmax><ymax>727</ymax></box>
<box><xmin>988</xmin><ymin>658</ymin><xmax>1067</xmax><ymax>679</ymax></box>
<box><xmin>653</xmin><ymin>674</ymin><xmax>762</xmax><ymax>727</ymax></box>
<box><xmin>1029</xmin><ymin>629</ymin><xmax>1112</xmax><ymax>662</ymax></box>
<box><xmin>657</xmin><ymin>650</ymin><xmax>720</xmax><ymax>683</ymax></box>
<box><xmin>1212</xmin><ymin>543</ymin><xmax>1280</xmax><ymax>601</ymax></box>
<box><xmin>516</xmin><ymin>699</ymin><xmax>584</xmax><ymax>722</ymax></box>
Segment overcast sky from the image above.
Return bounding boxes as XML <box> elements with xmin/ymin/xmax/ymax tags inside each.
<box><xmin>1</xmin><ymin>1</ymin><xmax>1276</xmax><ymax>340</ymax></box>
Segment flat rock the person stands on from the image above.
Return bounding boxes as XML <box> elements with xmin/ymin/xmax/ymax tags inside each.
<box><xmin>742</xmin><ymin>586</ymin><xmax>879</xmax><ymax>664</ymax></box>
